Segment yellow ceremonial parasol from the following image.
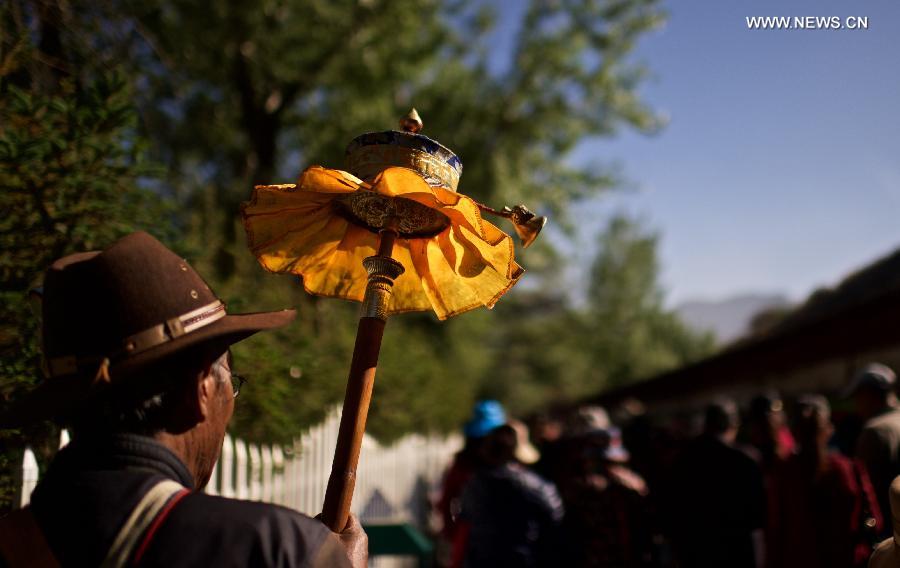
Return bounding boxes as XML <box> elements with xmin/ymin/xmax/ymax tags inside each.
<box><xmin>241</xmin><ymin>110</ymin><xmax>546</xmax><ymax>531</ymax></box>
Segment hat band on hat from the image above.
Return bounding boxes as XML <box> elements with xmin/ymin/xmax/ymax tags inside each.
<box><xmin>46</xmin><ymin>300</ymin><xmax>227</xmax><ymax>378</ymax></box>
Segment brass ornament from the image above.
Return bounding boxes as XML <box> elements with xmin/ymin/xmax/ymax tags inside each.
<box><xmin>476</xmin><ymin>203</ymin><xmax>547</xmax><ymax>249</ymax></box>
<box><xmin>360</xmin><ymin>256</ymin><xmax>405</xmax><ymax>320</ymax></box>
<box><xmin>400</xmin><ymin>108</ymin><xmax>423</xmax><ymax>133</ymax></box>
<box><xmin>242</xmin><ymin>108</ymin><xmax>545</xmax><ymax>534</ymax></box>
<box><xmin>337</xmin><ymin>191</ymin><xmax>450</xmax><ymax>237</ymax></box>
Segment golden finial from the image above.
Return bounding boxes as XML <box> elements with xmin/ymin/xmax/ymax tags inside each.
<box><xmin>400</xmin><ymin>108</ymin><xmax>423</xmax><ymax>133</ymax></box>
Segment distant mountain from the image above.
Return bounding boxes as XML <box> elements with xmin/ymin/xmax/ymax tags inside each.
<box><xmin>676</xmin><ymin>293</ymin><xmax>791</xmax><ymax>344</ymax></box>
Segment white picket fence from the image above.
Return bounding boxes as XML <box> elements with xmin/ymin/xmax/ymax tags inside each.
<box><xmin>17</xmin><ymin>408</ymin><xmax>460</xmax><ymax>529</ymax></box>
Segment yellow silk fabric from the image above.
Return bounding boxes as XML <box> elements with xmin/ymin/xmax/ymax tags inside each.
<box><xmin>242</xmin><ymin>166</ymin><xmax>523</xmax><ymax>320</ymax></box>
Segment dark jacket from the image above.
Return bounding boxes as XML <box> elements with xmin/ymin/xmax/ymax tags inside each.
<box><xmin>460</xmin><ymin>462</ymin><xmax>564</xmax><ymax>568</ymax></box>
<box><xmin>21</xmin><ymin>433</ymin><xmax>348</xmax><ymax>567</ymax></box>
<box><xmin>667</xmin><ymin>436</ymin><xmax>766</xmax><ymax>568</ymax></box>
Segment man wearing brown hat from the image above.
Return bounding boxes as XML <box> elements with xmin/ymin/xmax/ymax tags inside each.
<box><xmin>0</xmin><ymin>232</ymin><xmax>366</xmax><ymax>567</ymax></box>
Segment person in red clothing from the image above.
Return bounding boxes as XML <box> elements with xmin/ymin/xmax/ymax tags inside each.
<box><xmin>769</xmin><ymin>395</ymin><xmax>882</xmax><ymax>568</ymax></box>
<box><xmin>744</xmin><ymin>392</ymin><xmax>796</xmax><ymax>567</ymax></box>
<box><xmin>745</xmin><ymin>393</ymin><xmax>796</xmax><ymax>469</ymax></box>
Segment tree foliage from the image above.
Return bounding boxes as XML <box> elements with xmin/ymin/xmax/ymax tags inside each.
<box><xmin>478</xmin><ymin>215</ymin><xmax>714</xmax><ymax>416</ymax></box>
<box><xmin>0</xmin><ymin>0</ymin><xmax>709</xmax><ymax>460</ymax></box>
<box><xmin>92</xmin><ymin>0</ymin><xmax>671</xmax><ymax>443</ymax></box>
<box><xmin>585</xmin><ymin>215</ymin><xmax>715</xmax><ymax>388</ymax></box>
<box><xmin>0</xmin><ymin>0</ymin><xmax>174</xmax><ymax>509</ymax></box>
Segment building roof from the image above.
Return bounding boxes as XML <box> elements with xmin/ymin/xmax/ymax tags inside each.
<box><xmin>590</xmin><ymin>246</ymin><xmax>900</xmax><ymax>406</ymax></box>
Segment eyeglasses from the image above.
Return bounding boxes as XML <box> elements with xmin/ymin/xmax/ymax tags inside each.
<box><xmin>230</xmin><ymin>373</ymin><xmax>247</xmax><ymax>399</ymax></box>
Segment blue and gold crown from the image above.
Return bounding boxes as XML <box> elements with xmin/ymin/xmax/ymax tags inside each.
<box><xmin>345</xmin><ymin>109</ymin><xmax>463</xmax><ymax>192</ymax></box>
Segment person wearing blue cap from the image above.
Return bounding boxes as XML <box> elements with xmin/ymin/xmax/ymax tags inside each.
<box><xmin>464</xmin><ymin>400</ymin><xmax>507</xmax><ymax>438</ymax></box>
<box><xmin>437</xmin><ymin>400</ymin><xmax>508</xmax><ymax>568</ymax></box>
<box><xmin>459</xmin><ymin>422</ymin><xmax>563</xmax><ymax>567</ymax></box>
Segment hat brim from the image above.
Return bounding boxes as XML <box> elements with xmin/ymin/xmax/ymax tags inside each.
<box><xmin>0</xmin><ymin>309</ymin><xmax>296</xmax><ymax>427</ymax></box>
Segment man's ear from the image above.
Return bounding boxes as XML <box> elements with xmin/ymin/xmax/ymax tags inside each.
<box><xmin>164</xmin><ymin>361</ymin><xmax>215</xmax><ymax>433</ymax></box>
<box><xmin>194</xmin><ymin>361</ymin><xmax>218</xmax><ymax>421</ymax></box>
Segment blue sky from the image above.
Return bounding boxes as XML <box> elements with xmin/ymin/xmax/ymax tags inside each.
<box><xmin>494</xmin><ymin>0</ymin><xmax>900</xmax><ymax>306</ymax></box>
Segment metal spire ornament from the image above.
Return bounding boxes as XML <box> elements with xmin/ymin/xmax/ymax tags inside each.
<box><xmin>241</xmin><ymin>109</ymin><xmax>546</xmax><ymax>532</ymax></box>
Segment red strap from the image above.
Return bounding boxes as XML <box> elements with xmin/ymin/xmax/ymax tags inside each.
<box><xmin>131</xmin><ymin>489</ymin><xmax>191</xmax><ymax>566</ymax></box>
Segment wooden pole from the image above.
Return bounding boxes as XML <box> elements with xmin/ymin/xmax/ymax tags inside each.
<box><xmin>322</xmin><ymin>227</ymin><xmax>403</xmax><ymax>532</ymax></box>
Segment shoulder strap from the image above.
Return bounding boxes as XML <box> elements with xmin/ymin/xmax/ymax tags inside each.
<box><xmin>101</xmin><ymin>479</ymin><xmax>187</xmax><ymax>568</ymax></box>
<box><xmin>0</xmin><ymin>507</ymin><xmax>60</xmax><ymax>568</ymax></box>
<box><xmin>130</xmin><ymin>484</ymin><xmax>191</xmax><ymax>566</ymax></box>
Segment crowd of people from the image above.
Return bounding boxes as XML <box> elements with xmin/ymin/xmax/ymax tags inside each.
<box><xmin>436</xmin><ymin>363</ymin><xmax>900</xmax><ymax>568</ymax></box>
<box><xmin>4</xmin><ymin>230</ymin><xmax>900</xmax><ymax>568</ymax></box>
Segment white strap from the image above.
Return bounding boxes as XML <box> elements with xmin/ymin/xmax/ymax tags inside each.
<box><xmin>100</xmin><ymin>479</ymin><xmax>185</xmax><ymax>568</ymax></box>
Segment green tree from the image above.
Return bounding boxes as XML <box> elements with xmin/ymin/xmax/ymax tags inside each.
<box><xmin>585</xmin><ymin>215</ymin><xmax>715</xmax><ymax>388</ymax></box>
<box><xmin>2</xmin><ymin>0</ymin><xmax>672</xmax><ymax>448</ymax></box>
<box><xmin>475</xmin><ymin>215</ymin><xmax>714</xmax><ymax>417</ymax></box>
<box><xmin>0</xmin><ymin>1</ymin><xmax>174</xmax><ymax>509</ymax></box>
<box><xmin>114</xmin><ymin>0</ymin><xmax>666</xmax><ymax>442</ymax></box>
<box><xmin>477</xmin><ymin>292</ymin><xmax>594</xmax><ymax>416</ymax></box>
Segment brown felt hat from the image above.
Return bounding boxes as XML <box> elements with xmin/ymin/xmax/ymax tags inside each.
<box><xmin>0</xmin><ymin>231</ymin><xmax>295</xmax><ymax>426</ymax></box>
